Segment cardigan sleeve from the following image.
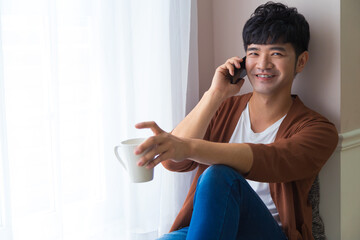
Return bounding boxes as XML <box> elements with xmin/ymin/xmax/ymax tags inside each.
<box><xmin>161</xmin><ymin>159</ymin><xmax>199</xmax><ymax>172</ymax></box>
<box><xmin>246</xmin><ymin>115</ymin><xmax>338</xmax><ymax>183</ymax></box>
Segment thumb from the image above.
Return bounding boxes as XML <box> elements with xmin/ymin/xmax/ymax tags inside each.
<box><xmin>237</xmin><ymin>78</ymin><xmax>245</xmax><ymax>87</ymax></box>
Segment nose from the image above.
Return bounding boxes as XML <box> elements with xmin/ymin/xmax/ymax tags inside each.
<box><xmin>256</xmin><ymin>55</ymin><xmax>273</xmax><ymax>70</ymax></box>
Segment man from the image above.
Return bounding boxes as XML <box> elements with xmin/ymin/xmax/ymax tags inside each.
<box><xmin>135</xmin><ymin>2</ymin><xmax>338</xmax><ymax>239</ymax></box>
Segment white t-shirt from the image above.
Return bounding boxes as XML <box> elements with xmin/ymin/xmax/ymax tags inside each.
<box><xmin>228</xmin><ymin>103</ymin><xmax>286</xmax><ymax>225</ymax></box>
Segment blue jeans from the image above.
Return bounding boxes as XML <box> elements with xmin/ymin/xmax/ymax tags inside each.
<box><xmin>158</xmin><ymin>165</ymin><xmax>288</xmax><ymax>240</ymax></box>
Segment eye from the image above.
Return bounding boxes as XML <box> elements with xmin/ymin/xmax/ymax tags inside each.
<box><xmin>272</xmin><ymin>52</ymin><xmax>283</xmax><ymax>56</ymax></box>
<box><xmin>248</xmin><ymin>52</ymin><xmax>258</xmax><ymax>56</ymax></box>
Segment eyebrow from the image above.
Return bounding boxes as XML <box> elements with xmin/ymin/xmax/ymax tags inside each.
<box><xmin>247</xmin><ymin>46</ymin><xmax>287</xmax><ymax>52</ymax></box>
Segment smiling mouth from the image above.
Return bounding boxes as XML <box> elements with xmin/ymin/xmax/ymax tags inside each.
<box><xmin>256</xmin><ymin>74</ymin><xmax>275</xmax><ymax>78</ymax></box>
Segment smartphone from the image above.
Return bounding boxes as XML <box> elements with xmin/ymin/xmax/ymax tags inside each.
<box><xmin>230</xmin><ymin>56</ymin><xmax>246</xmax><ymax>84</ymax></box>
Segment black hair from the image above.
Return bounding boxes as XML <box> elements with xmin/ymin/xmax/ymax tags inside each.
<box><xmin>243</xmin><ymin>2</ymin><xmax>310</xmax><ymax>58</ymax></box>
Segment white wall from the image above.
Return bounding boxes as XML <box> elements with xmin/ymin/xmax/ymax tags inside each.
<box><xmin>197</xmin><ymin>0</ymin><xmax>360</xmax><ymax>239</ymax></box>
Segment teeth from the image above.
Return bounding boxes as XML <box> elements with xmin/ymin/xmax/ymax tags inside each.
<box><xmin>257</xmin><ymin>74</ymin><xmax>273</xmax><ymax>78</ymax></box>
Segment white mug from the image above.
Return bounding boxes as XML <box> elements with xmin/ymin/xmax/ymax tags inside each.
<box><xmin>114</xmin><ymin>138</ymin><xmax>154</xmax><ymax>183</ymax></box>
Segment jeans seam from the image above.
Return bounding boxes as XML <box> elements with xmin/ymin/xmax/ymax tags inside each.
<box><xmin>217</xmin><ymin>179</ymin><xmax>240</xmax><ymax>240</ymax></box>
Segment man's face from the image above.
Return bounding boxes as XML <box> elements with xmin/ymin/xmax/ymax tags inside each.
<box><xmin>245</xmin><ymin>43</ymin><xmax>302</xmax><ymax>97</ymax></box>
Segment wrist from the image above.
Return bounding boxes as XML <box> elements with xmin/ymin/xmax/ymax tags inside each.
<box><xmin>204</xmin><ymin>89</ymin><xmax>228</xmax><ymax>105</ymax></box>
<box><xmin>185</xmin><ymin>138</ymin><xmax>196</xmax><ymax>160</ymax></box>
<box><xmin>184</xmin><ymin>137</ymin><xmax>203</xmax><ymax>161</ymax></box>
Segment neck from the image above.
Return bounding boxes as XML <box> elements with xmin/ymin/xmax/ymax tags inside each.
<box><xmin>248</xmin><ymin>92</ymin><xmax>293</xmax><ymax>133</ymax></box>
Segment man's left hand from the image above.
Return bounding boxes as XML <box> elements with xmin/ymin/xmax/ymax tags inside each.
<box><xmin>134</xmin><ymin>121</ymin><xmax>191</xmax><ymax>169</ymax></box>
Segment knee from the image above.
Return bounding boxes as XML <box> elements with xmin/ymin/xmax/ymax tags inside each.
<box><xmin>198</xmin><ymin>164</ymin><xmax>245</xmax><ymax>187</ymax></box>
<box><xmin>203</xmin><ymin>164</ymin><xmax>234</xmax><ymax>178</ymax></box>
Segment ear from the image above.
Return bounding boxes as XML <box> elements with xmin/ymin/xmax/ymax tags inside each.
<box><xmin>295</xmin><ymin>51</ymin><xmax>309</xmax><ymax>73</ymax></box>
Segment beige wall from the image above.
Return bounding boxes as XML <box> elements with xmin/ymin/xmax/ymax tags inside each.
<box><xmin>197</xmin><ymin>0</ymin><xmax>360</xmax><ymax>239</ymax></box>
<box><xmin>341</xmin><ymin>0</ymin><xmax>360</xmax><ymax>132</ymax></box>
<box><xmin>197</xmin><ymin>0</ymin><xmax>215</xmax><ymax>98</ymax></box>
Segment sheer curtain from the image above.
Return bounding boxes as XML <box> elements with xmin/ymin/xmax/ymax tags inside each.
<box><xmin>0</xmin><ymin>0</ymin><xmax>198</xmax><ymax>239</ymax></box>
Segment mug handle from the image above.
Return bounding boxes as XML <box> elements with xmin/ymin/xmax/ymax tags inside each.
<box><xmin>114</xmin><ymin>146</ymin><xmax>127</xmax><ymax>170</ymax></box>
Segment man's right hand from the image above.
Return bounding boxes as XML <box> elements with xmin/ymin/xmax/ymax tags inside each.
<box><xmin>208</xmin><ymin>56</ymin><xmax>246</xmax><ymax>101</ymax></box>
<box><xmin>168</xmin><ymin>57</ymin><xmax>246</xmax><ymax>144</ymax></box>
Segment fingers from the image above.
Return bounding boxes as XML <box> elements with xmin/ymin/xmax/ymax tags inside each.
<box><xmin>136</xmin><ymin>135</ymin><xmax>172</xmax><ymax>168</ymax></box>
<box><xmin>134</xmin><ymin>121</ymin><xmax>173</xmax><ymax>168</ymax></box>
<box><xmin>135</xmin><ymin>121</ymin><xmax>163</xmax><ymax>135</ymax></box>
<box><xmin>145</xmin><ymin>151</ymin><xmax>173</xmax><ymax>169</ymax></box>
<box><xmin>224</xmin><ymin>62</ymin><xmax>235</xmax><ymax>76</ymax></box>
<box><xmin>221</xmin><ymin>56</ymin><xmax>244</xmax><ymax>76</ymax></box>
<box><xmin>134</xmin><ymin>134</ymin><xmax>162</xmax><ymax>156</ymax></box>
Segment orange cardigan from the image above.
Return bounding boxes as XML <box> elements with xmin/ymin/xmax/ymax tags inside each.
<box><xmin>162</xmin><ymin>93</ymin><xmax>338</xmax><ymax>240</ymax></box>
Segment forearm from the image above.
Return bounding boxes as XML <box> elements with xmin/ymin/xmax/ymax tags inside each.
<box><xmin>135</xmin><ymin>118</ymin><xmax>253</xmax><ymax>173</ymax></box>
<box><xmin>188</xmin><ymin>139</ymin><xmax>253</xmax><ymax>175</ymax></box>
<box><xmin>172</xmin><ymin>90</ymin><xmax>225</xmax><ymax>139</ymax></box>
